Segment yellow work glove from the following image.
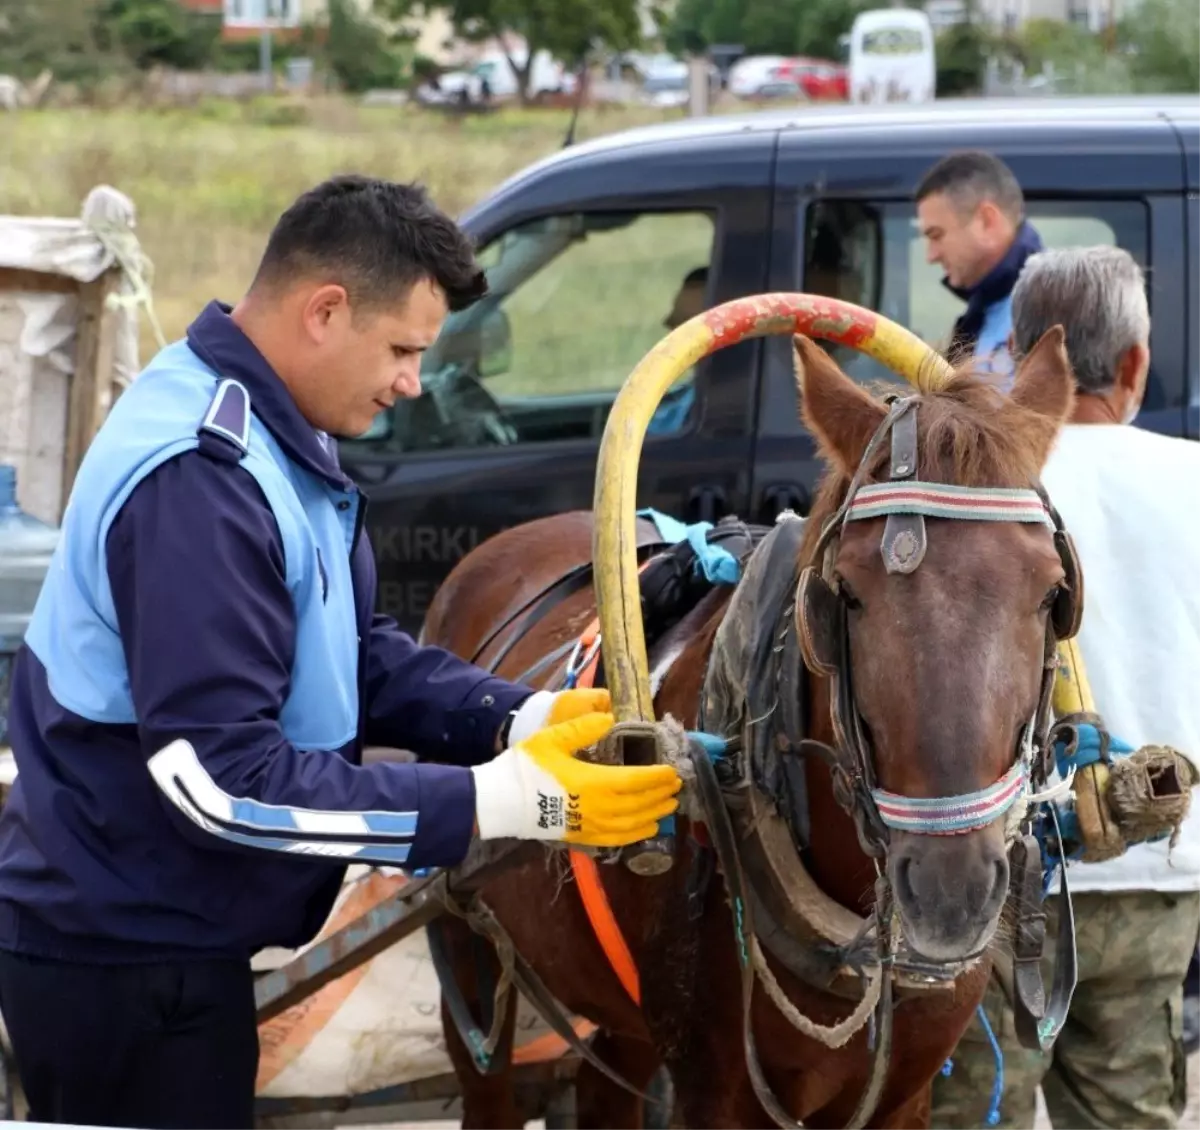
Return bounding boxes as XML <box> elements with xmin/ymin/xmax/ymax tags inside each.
<box><xmin>470</xmin><ymin>712</ymin><xmax>682</xmax><ymax>847</ymax></box>
<box><xmin>506</xmin><ymin>688</ymin><xmax>612</xmax><ymax>745</ymax></box>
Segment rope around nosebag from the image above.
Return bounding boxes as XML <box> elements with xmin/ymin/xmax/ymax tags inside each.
<box><xmin>750</xmin><ymin>934</ymin><xmax>883</xmax><ymax>1048</ymax></box>
<box><xmin>657</xmin><ymin>716</ymin><xmax>885</xmax><ymax>1050</ymax></box>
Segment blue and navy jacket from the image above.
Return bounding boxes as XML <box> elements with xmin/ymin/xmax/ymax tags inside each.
<box><xmin>0</xmin><ymin>301</ymin><xmax>531</xmax><ymax>964</ymax></box>
<box><xmin>946</xmin><ymin>220</ymin><xmax>1044</xmax><ymax>390</ymax></box>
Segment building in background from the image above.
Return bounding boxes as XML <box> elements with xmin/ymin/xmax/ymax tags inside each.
<box><xmin>925</xmin><ymin>0</ymin><xmax>1138</xmax><ymax>33</ymax></box>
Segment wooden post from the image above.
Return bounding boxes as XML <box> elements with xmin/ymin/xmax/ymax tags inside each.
<box><xmin>62</xmin><ymin>266</ymin><xmax>123</xmax><ymax>508</ymax></box>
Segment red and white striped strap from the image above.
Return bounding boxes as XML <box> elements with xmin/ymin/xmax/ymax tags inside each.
<box><xmin>846</xmin><ymin>481</ymin><xmax>1053</xmax><ymax>527</ymax></box>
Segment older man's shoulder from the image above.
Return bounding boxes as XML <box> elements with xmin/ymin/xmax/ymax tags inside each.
<box><xmin>1041</xmin><ymin>419</ymin><xmax>1200</xmax><ymax>494</ymax></box>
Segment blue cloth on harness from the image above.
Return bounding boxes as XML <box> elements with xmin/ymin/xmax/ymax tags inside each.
<box><xmin>1053</xmin><ymin>721</ymin><xmax>1135</xmax><ymax>780</ymax></box>
<box><xmin>637</xmin><ymin>507</ymin><xmax>741</xmax><ymax>585</ymax></box>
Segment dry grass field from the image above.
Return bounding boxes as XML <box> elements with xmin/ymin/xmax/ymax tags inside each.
<box><xmin>0</xmin><ymin>97</ymin><xmax>690</xmax><ymax>362</ymax></box>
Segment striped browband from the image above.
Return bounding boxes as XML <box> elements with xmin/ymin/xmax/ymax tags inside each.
<box><xmin>846</xmin><ymin>481</ymin><xmax>1054</xmax><ymax>527</ymax></box>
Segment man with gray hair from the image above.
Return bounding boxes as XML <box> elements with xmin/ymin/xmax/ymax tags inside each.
<box><xmin>929</xmin><ymin>244</ymin><xmax>1200</xmax><ymax>1129</ymax></box>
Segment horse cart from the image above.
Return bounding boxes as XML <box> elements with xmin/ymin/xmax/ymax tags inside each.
<box><xmin>5</xmin><ymin>293</ymin><xmax>1194</xmax><ymax>1128</ymax></box>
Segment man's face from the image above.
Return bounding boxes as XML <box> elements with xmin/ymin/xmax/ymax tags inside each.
<box><xmin>297</xmin><ymin>277</ymin><xmax>449</xmax><ymax>438</ymax></box>
<box><xmin>918</xmin><ymin>191</ymin><xmax>1006</xmax><ymax>291</ymax></box>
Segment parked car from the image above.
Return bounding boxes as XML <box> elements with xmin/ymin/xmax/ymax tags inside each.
<box><xmin>338</xmin><ymin>96</ymin><xmax>1199</xmax><ymax>633</ymax></box>
<box><xmin>775</xmin><ymin>57</ymin><xmax>849</xmax><ymax>101</ymax></box>
<box><xmin>727</xmin><ymin>55</ymin><xmax>791</xmax><ymax>98</ymax></box>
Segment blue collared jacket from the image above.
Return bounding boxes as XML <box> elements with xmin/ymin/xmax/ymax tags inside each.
<box><xmin>0</xmin><ymin>301</ymin><xmax>530</xmax><ymax>963</ymax></box>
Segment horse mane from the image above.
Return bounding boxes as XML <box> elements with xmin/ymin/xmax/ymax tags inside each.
<box><xmin>798</xmin><ymin>363</ymin><xmax>1061</xmax><ymax>566</ymax></box>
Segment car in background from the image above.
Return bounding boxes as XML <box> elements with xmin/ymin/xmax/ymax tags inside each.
<box><xmin>774</xmin><ymin>57</ymin><xmax>849</xmax><ymax>101</ymax></box>
<box><xmin>728</xmin><ymin>55</ymin><xmax>791</xmax><ymax>98</ymax></box>
<box><xmin>730</xmin><ymin>54</ymin><xmax>848</xmax><ymax>102</ymax></box>
<box><xmin>639</xmin><ymin>57</ymin><xmax>690</xmax><ymax>108</ymax></box>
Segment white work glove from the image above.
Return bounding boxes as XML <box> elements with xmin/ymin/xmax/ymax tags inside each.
<box><xmin>471</xmin><ymin>712</ymin><xmax>682</xmax><ymax>847</ymax></box>
<box><xmin>506</xmin><ymin>688</ymin><xmax>610</xmax><ymax>745</ymax></box>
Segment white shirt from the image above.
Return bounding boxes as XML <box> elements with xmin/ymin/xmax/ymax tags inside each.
<box><xmin>1039</xmin><ymin>422</ymin><xmax>1200</xmax><ymax>893</ymax></box>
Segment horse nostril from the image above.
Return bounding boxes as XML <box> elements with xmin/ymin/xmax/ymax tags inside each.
<box><xmin>992</xmin><ymin>858</ymin><xmax>1009</xmax><ymax>899</ymax></box>
<box><xmin>895</xmin><ymin>856</ymin><xmax>916</xmax><ymax>906</ymax></box>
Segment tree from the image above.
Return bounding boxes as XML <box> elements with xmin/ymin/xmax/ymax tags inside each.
<box><xmin>377</xmin><ymin>0</ymin><xmax>642</xmax><ymax>102</ymax></box>
<box><xmin>1119</xmin><ymin>0</ymin><xmax>1199</xmax><ymax>93</ymax></box>
<box><xmin>664</xmin><ymin>0</ymin><xmax>873</xmax><ymax>61</ymax></box>
<box><xmin>324</xmin><ymin>0</ymin><xmax>407</xmax><ymax>92</ymax></box>
<box><xmin>98</xmin><ymin>0</ymin><xmax>222</xmax><ymax>71</ymax></box>
<box><xmin>934</xmin><ymin>20</ymin><xmax>995</xmax><ymax>96</ymax></box>
<box><xmin>0</xmin><ymin>0</ymin><xmax>122</xmax><ymax>83</ymax></box>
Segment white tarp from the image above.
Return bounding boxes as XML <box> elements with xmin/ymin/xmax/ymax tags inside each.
<box><xmin>253</xmin><ymin>865</ymin><xmax>585</xmax><ymax>1101</ymax></box>
<box><xmin>0</xmin><ymin>185</ymin><xmax>155</xmax><ymax>524</ymax></box>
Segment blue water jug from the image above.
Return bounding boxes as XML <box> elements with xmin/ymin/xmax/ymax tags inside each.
<box><xmin>0</xmin><ymin>465</ymin><xmax>60</xmax><ymax>746</ymax></box>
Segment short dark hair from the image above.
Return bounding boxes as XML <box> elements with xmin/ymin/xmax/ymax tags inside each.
<box><xmin>914</xmin><ymin>150</ymin><xmax>1025</xmax><ymax>225</ymax></box>
<box><xmin>251</xmin><ymin>175</ymin><xmax>488</xmax><ymax>313</ymax></box>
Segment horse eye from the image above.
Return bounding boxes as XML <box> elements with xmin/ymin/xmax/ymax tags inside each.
<box><xmin>1040</xmin><ymin>584</ymin><xmax>1063</xmax><ymax>612</ymax></box>
<box><xmin>836</xmin><ymin>577</ymin><xmax>862</xmax><ymax>611</ymax></box>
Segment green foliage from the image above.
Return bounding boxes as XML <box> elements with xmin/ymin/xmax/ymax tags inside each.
<box><xmin>0</xmin><ymin>0</ymin><xmax>125</xmax><ymax>84</ymax></box>
<box><xmin>323</xmin><ymin>0</ymin><xmax>406</xmax><ymax>92</ymax></box>
<box><xmin>1119</xmin><ymin>0</ymin><xmax>1199</xmax><ymax>93</ymax></box>
<box><xmin>934</xmin><ymin>19</ymin><xmax>996</xmax><ymax>96</ymax></box>
<box><xmin>379</xmin><ymin>0</ymin><xmax>642</xmax><ymax>100</ymax></box>
<box><xmin>1013</xmin><ymin>17</ymin><xmax>1106</xmax><ymax>73</ymax></box>
<box><xmin>664</xmin><ymin>0</ymin><xmax>873</xmax><ymax>60</ymax></box>
<box><xmin>0</xmin><ymin>0</ymin><xmax>222</xmax><ymax>80</ymax></box>
<box><xmin>100</xmin><ymin>0</ymin><xmax>222</xmax><ymax>70</ymax></box>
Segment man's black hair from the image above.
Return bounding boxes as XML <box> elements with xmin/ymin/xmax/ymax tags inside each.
<box><xmin>252</xmin><ymin>175</ymin><xmax>488</xmax><ymax>313</ymax></box>
<box><xmin>914</xmin><ymin>150</ymin><xmax>1025</xmax><ymax>225</ymax></box>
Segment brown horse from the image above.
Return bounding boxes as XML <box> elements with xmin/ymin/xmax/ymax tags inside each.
<box><xmin>421</xmin><ymin>328</ymin><xmax>1077</xmax><ymax>1128</ymax></box>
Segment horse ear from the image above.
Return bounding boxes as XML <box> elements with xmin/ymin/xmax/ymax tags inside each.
<box><xmin>1009</xmin><ymin>325</ymin><xmax>1075</xmax><ymax>426</ymax></box>
<box><xmin>794</xmin><ymin>334</ymin><xmax>888</xmax><ymax>477</ymax></box>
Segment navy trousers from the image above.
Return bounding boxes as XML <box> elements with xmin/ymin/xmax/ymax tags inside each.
<box><xmin>0</xmin><ymin>949</ymin><xmax>258</xmax><ymax>1128</ymax></box>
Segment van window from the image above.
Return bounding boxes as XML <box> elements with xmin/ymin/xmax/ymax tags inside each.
<box><xmin>345</xmin><ymin>210</ymin><xmax>716</xmax><ymax>455</ymax></box>
<box><xmin>800</xmin><ymin>198</ymin><xmax>1149</xmax><ymax>387</ymax></box>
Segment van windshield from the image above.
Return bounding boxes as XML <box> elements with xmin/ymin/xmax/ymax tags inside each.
<box><xmin>860</xmin><ymin>28</ymin><xmax>925</xmax><ymax>55</ymax></box>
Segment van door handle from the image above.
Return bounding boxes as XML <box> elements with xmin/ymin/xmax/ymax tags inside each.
<box><xmin>686</xmin><ymin>484</ymin><xmax>727</xmax><ymax>525</ymax></box>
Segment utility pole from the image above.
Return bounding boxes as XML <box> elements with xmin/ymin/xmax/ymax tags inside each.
<box><xmin>259</xmin><ymin>0</ymin><xmax>277</xmax><ymax>93</ymax></box>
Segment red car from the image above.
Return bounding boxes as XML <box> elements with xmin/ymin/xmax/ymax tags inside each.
<box><xmin>774</xmin><ymin>57</ymin><xmax>849</xmax><ymax>101</ymax></box>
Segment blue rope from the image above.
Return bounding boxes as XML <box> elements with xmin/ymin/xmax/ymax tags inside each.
<box><xmin>687</xmin><ymin>730</ymin><xmax>729</xmax><ymax>760</ymax></box>
<box><xmin>636</xmin><ymin>507</ymin><xmax>742</xmax><ymax>585</ymax></box>
<box><xmin>975</xmin><ymin>1003</ymin><xmax>1005</xmax><ymax>1127</ymax></box>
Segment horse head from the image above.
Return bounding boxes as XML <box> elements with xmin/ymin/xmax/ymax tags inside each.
<box><xmin>793</xmin><ymin>326</ymin><xmax>1077</xmax><ymax>965</ymax></box>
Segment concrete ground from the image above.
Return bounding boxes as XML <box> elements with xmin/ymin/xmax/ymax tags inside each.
<box><xmin>349</xmin><ymin>1050</ymin><xmax>1198</xmax><ymax>1129</ymax></box>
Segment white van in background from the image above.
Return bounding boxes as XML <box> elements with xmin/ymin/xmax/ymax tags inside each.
<box><xmin>848</xmin><ymin>9</ymin><xmax>936</xmax><ymax>104</ymax></box>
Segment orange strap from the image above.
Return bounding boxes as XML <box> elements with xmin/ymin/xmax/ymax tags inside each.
<box><xmin>564</xmin><ymin>562</ymin><xmax>653</xmax><ymax>1006</ymax></box>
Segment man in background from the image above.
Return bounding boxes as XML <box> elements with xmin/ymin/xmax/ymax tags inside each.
<box><xmin>929</xmin><ymin>245</ymin><xmax>1200</xmax><ymax>1129</ymax></box>
<box><xmin>915</xmin><ymin>149</ymin><xmax>1043</xmax><ymax>388</ymax></box>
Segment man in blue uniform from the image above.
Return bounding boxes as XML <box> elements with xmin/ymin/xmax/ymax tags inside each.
<box><xmin>915</xmin><ymin>149</ymin><xmax>1044</xmax><ymax>390</ymax></box>
<box><xmin>0</xmin><ymin>175</ymin><xmax>681</xmax><ymax>1128</ymax></box>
